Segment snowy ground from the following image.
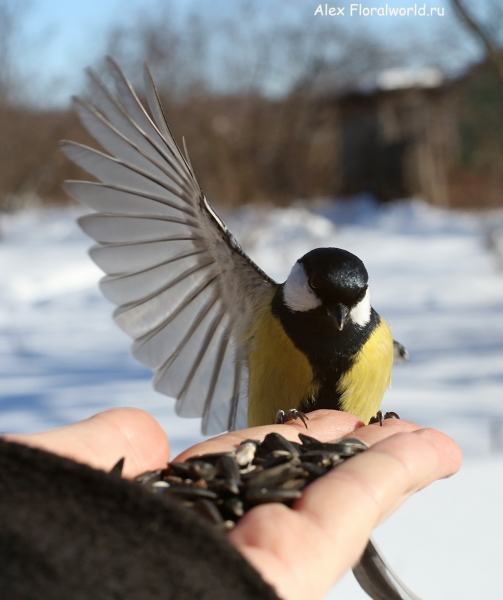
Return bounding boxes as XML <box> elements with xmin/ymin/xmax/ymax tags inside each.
<box><xmin>1</xmin><ymin>197</ymin><xmax>503</xmax><ymax>599</ymax></box>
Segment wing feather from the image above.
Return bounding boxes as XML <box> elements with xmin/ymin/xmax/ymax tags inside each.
<box><xmin>133</xmin><ymin>290</ymin><xmax>219</xmax><ymax>370</ymax></box>
<box><xmin>77</xmin><ymin>214</ymin><xmax>199</xmax><ymax>244</ymax></box>
<box><xmin>99</xmin><ymin>250</ymin><xmax>209</xmax><ymax>305</ymax></box>
<box><xmin>64</xmin><ymin>181</ymin><xmax>196</xmax><ymax>218</ymax></box>
<box><xmin>61</xmin><ymin>142</ymin><xmax>189</xmax><ymax>205</ymax></box>
<box><xmin>142</xmin><ymin>64</ymin><xmax>174</xmax><ymax>142</ymax></box>
<box><xmin>86</xmin><ymin>66</ymin><xmax>196</xmax><ymax>193</ymax></box>
<box><xmin>112</xmin><ymin>265</ymin><xmax>216</xmax><ymax>337</ymax></box>
<box><xmin>72</xmin><ymin>97</ymin><xmax>173</xmax><ymax>186</ymax></box>
<box><xmin>89</xmin><ymin>238</ymin><xmax>202</xmax><ymax>274</ymax></box>
<box><xmin>64</xmin><ymin>59</ymin><xmax>276</xmax><ymax>433</ymax></box>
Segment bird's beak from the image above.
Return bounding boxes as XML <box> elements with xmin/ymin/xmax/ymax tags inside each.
<box><xmin>328</xmin><ymin>304</ymin><xmax>347</xmax><ymax>331</ymax></box>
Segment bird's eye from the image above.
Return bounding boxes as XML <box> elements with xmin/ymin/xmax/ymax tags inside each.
<box><xmin>309</xmin><ymin>274</ymin><xmax>322</xmax><ymax>291</ymax></box>
<box><xmin>356</xmin><ymin>285</ymin><xmax>368</xmax><ymax>303</ymax></box>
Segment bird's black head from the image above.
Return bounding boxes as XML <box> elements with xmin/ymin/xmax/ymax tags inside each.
<box><xmin>300</xmin><ymin>248</ymin><xmax>368</xmax><ymax>306</ymax></box>
<box><xmin>282</xmin><ymin>247</ymin><xmax>370</xmax><ymax>330</ymax></box>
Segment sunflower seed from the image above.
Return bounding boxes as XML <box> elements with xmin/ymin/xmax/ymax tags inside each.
<box><xmin>135</xmin><ymin>469</ymin><xmax>164</xmax><ymax>486</ymax></box>
<box><xmin>194</xmin><ymin>499</ymin><xmax>225</xmax><ymax>525</ymax></box>
<box><xmin>163</xmin><ymin>485</ymin><xmax>219</xmax><ymax>501</ymax></box>
<box><xmin>137</xmin><ymin>431</ymin><xmax>368</xmax><ymax>529</ymax></box>
<box><xmin>188</xmin><ymin>461</ymin><xmax>217</xmax><ymax>482</ymax></box>
<box><xmin>262</xmin><ymin>432</ymin><xmax>301</xmax><ymax>456</ymax></box>
<box><xmin>245</xmin><ymin>487</ymin><xmax>303</xmax><ymax>505</ymax></box>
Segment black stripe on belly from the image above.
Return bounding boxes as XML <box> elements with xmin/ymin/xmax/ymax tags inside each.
<box><xmin>271</xmin><ymin>287</ymin><xmax>380</xmax><ymax>412</ymax></box>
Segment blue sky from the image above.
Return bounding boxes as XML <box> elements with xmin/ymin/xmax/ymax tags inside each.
<box><xmin>13</xmin><ymin>0</ymin><xmax>482</xmax><ymax>107</ymax></box>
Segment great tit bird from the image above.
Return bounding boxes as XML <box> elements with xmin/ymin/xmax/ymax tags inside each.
<box><xmin>61</xmin><ymin>58</ymin><xmax>402</xmax><ymax>435</ymax></box>
<box><xmin>62</xmin><ymin>59</ymin><xmax>415</xmax><ymax>600</ymax></box>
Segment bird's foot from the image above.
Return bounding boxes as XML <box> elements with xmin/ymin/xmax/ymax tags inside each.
<box><xmin>369</xmin><ymin>410</ymin><xmax>400</xmax><ymax>426</ymax></box>
<box><xmin>274</xmin><ymin>408</ymin><xmax>309</xmax><ymax>429</ymax></box>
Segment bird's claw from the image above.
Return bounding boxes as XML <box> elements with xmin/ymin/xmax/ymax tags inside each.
<box><xmin>275</xmin><ymin>408</ymin><xmax>309</xmax><ymax>429</ymax></box>
<box><xmin>369</xmin><ymin>410</ymin><xmax>400</xmax><ymax>426</ymax></box>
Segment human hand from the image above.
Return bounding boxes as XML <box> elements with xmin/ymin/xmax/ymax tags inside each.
<box><xmin>6</xmin><ymin>408</ymin><xmax>462</xmax><ymax>600</ymax></box>
<box><xmin>4</xmin><ymin>408</ymin><xmax>170</xmax><ymax>478</ymax></box>
<box><xmin>178</xmin><ymin>411</ymin><xmax>462</xmax><ymax>600</ymax></box>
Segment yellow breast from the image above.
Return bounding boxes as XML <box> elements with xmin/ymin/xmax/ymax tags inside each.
<box><xmin>245</xmin><ymin>293</ymin><xmax>393</xmax><ymax>427</ymax></box>
<box><xmin>337</xmin><ymin>317</ymin><xmax>394</xmax><ymax>424</ymax></box>
<box><xmin>246</xmin><ymin>294</ymin><xmax>318</xmax><ymax>427</ymax></box>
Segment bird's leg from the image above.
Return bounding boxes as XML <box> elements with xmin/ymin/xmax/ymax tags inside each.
<box><xmin>369</xmin><ymin>411</ymin><xmax>384</xmax><ymax>426</ymax></box>
<box><xmin>369</xmin><ymin>411</ymin><xmax>400</xmax><ymax>426</ymax></box>
<box><xmin>274</xmin><ymin>408</ymin><xmax>309</xmax><ymax>429</ymax></box>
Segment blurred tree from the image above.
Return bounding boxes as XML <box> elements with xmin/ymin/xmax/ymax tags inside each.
<box><xmin>0</xmin><ymin>0</ymin><xmax>28</xmax><ymax>105</ymax></box>
<box><xmin>94</xmin><ymin>0</ymin><xmax>395</xmax><ymax>207</ymax></box>
<box><xmin>447</xmin><ymin>1</ymin><xmax>503</xmax><ymax>207</ymax></box>
<box><xmin>451</xmin><ymin>0</ymin><xmax>503</xmax><ymax>80</ymax></box>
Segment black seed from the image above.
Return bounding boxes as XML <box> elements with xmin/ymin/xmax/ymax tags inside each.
<box><xmin>245</xmin><ymin>487</ymin><xmax>303</xmax><ymax>505</ymax></box>
<box><xmin>319</xmin><ymin>437</ymin><xmax>368</xmax><ymax>456</ymax></box>
<box><xmin>215</xmin><ymin>480</ymin><xmax>241</xmax><ymax>496</ymax></box>
<box><xmin>222</xmin><ymin>497</ymin><xmax>245</xmax><ymax>519</ymax></box>
<box><xmin>163</xmin><ymin>485</ymin><xmax>219</xmax><ymax>501</ymax></box>
<box><xmin>165</xmin><ymin>475</ymin><xmax>184</xmax><ymax>484</ymax></box>
<box><xmin>136</xmin><ymin>431</ymin><xmax>369</xmax><ymax>529</ymax></box>
<box><xmin>271</xmin><ymin>449</ymin><xmax>292</xmax><ymax>458</ymax></box>
<box><xmin>193</xmin><ymin>499</ymin><xmax>225</xmax><ymax>525</ymax></box>
<box><xmin>167</xmin><ymin>462</ymin><xmax>193</xmax><ymax>477</ymax></box>
<box><xmin>262</xmin><ymin>433</ymin><xmax>301</xmax><ymax>456</ymax></box>
<box><xmin>299</xmin><ymin>451</ymin><xmax>335</xmax><ymax>467</ymax></box>
<box><xmin>239</xmin><ymin>463</ymin><xmax>258</xmax><ymax>476</ymax></box>
<box><xmin>280</xmin><ymin>478</ymin><xmax>308</xmax><ymax>491</ymax></box>
<box><xmin>191</xmin><ymin>478</ymin><xmax>208</xmax><ymax>490</ymax></box>
<box><xmin>186</xmin><ymin>452</ymin><xmax>235</xmax><ymax>464</ymax></box>
<box><xmin>261</xmin><ymin>454</ymin><xmax>296</xmax><ymax>470</ymax></box>
<box><xmin>135</xmin><ymin>469</ymin><xmax>163</xmax><ymax>486</ymax></box>
<box><xmin>188</xmin><ymin>461</ymin><xmax>217</xmax><ymax>482</ymax></box>
<box><xmin>338</xmin><ymin>437</ymin><xmax>368</xmax><ymax>449</ymax></box>
<box><xmin>253</xmin><ymin>444</ymin><xmax>274</xmax><ymax>461</ymax></box>
<box><xmin>298</xmin><ymin>433</ymin><xmax>324</xmax><ymax>449</ymax></box>
<box><xmin>216</xmin><ymin>455</ymin><xmax>240</xmax><ymax>478</ymax></box>
<box><xmin>243</xmin><ymin>462</ymin><xmax>305</xmax><ymax>487</ymax></box>
<box><xmin>109</xmin><ymin>457</ymin><xmax>125</xmax><ymax>478</ymax></box>
<box><xmin>300</xmin><ymin>462</ymin><xmax>329</xmax><ymax>479</ymax></box>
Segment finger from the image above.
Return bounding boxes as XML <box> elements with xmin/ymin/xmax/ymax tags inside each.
<box><xmin>347</xmin><ymin>417</ymin><xmax>422</xmax><ymax>445</ymax></box>
<box><xmin>235</xmin><ymin>429</ymin><xmax>461</xmax><ymax>599</ymax></box>
<box><xmin>175</xmin><ymin>410</ymin><xmax>363</xmax><ymax>461</ymax></box>
<box><xmin>229</xmin><ymin>428</ymin><xmax>461</xmax><ymax>600</ymax></box>
<box><xmin>175</xmin><ymin>411</ymin><xmax>419</xmax><ymax>462</ymax></box>
<box><xmin>4</xmin><ymin>408</ymin><xmax>170</xmax><ymax>478</ymax></box>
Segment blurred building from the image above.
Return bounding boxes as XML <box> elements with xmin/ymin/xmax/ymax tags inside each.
<box><xmin>327</xmin><ymin>63</ymin><xmax>503</xmax><ymax>208</ymax></box>
<box><xmin>329</xmin><ymin>68</ymin><xmax>455</xmax><ymax>206</ymax></box>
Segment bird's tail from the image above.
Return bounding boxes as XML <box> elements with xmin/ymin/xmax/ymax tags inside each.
<box><xmin>352</xmin><ymin>537</ymin><xmax>422</xmax><ymax>600</ymax></box>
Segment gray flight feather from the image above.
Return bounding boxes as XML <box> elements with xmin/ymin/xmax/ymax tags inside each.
<box><xmin>62</xmin><ymin>57</ymin><xmax>275</xmax><ymax>434</ymax></box>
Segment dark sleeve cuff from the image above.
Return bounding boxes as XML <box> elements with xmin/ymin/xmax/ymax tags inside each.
<box><xmin>0</xmin><ymin>438</ymin><xmax>281</xmax><ymax>600</ymax></box>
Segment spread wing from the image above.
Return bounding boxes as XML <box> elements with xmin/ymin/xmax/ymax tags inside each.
<box><xmin>61</xmin><ymin>57</ymin><xmax>276</xmax><ymax>434</ymax></box>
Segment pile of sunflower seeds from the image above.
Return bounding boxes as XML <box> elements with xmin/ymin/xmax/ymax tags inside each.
<box><xmin>135</xmin><ymin>432</ymin><xmax>367</xmax><ymax>529</ymax></box>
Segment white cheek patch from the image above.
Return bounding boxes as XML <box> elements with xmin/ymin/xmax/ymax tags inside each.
<box><xmin>350</xmin><ymin>288</ymin><xmax>371</xmax><ymax>326</ymax></box>
<box><xmin>283</xmin><ymin>262</ymin><xmax>322</xmax><ymax>312</ymax></box>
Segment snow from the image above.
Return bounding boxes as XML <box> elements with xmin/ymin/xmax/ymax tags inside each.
<box><xmin>1</xmin><ymin>197</ymin><xmax>503</xmax><ymax>598</ymax></box>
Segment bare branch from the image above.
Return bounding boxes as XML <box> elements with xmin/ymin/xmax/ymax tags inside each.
<box><xmin>450</xmin><ymin>0</ymin><xmax>503</xmax><ymax>81</ymax></box>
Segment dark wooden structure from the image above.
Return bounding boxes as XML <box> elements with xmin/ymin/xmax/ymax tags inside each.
<box><xmin>334</xmin><ymin>76</ymin><xmax>456</xmax><ymax>205</ymax></box>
